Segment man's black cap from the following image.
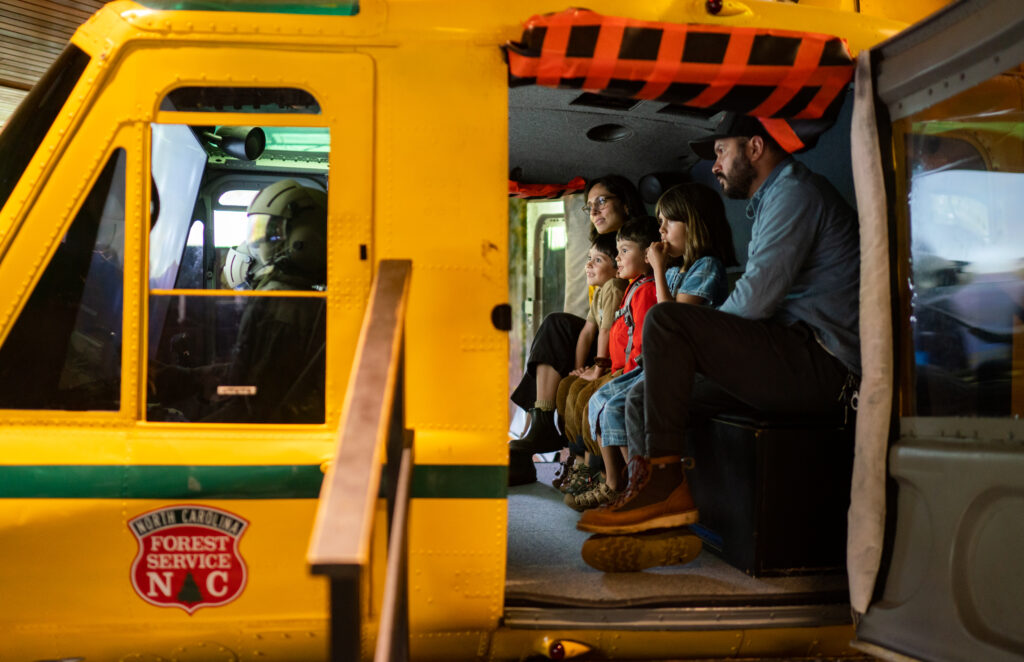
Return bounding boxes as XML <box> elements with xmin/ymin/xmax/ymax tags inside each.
<box><xmin>689</xmin><ymin>112</ymin><xmax>771</xmax><ymax>161</ymax></box>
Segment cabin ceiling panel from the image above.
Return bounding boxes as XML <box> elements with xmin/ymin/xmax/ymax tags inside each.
<box><xmin>509</xmin><ymin>85</ymin><xmax>719</xmax><ymax>187</ymax></box>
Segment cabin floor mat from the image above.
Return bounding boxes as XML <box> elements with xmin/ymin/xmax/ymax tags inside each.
<box><xmin>505</xmin><ymin>462</ymin><xmax>848</xmax><ymax>607</ymax></box>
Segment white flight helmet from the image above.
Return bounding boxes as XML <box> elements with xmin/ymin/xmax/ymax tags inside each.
<box><xmin>245</xmin><ymin>179</ymin><xmax>327</xmax><ymax>277</ymax></box>
<box><xmin>221</xmin><ymin>240</ymin><xmax>259</xmax><ymax>289</ymax></box>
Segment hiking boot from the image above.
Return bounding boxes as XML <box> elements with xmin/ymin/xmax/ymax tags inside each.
<box><xmin>576</xmin><ymin>456</ymin><xmax>698</xmax><ymax>534</ymax></box>
<box><xmin>565</xmin><ymin>481</ymin><xmax>621</xmax><ymax>512</ymax></box>
<box><xmin>509</xmin><ymin>408</ymin><xmax>564</xmax><ymax>454</ymax></box>
<box><xmin>581</xmin><ymin>527</ymin><xmax>702</xmax><ymax>572</ymax></box>
<box><xmin>508</xmin><ymin>449</ymin><xmax>536</xmax><ymax>486</ymax></box>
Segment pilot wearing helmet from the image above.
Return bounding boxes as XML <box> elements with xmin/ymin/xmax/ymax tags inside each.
<box><xmin>245</xmin><ymin>179</ymin><xmax>328</xmax><ymax>291</ymax></box>
<box><xmin>207</xmin><ymin>179</ymin><xmax>328</xmax><ymax>423</ymax></box>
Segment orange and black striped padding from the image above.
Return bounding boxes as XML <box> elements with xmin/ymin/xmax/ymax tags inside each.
<box><xmin>509</xmin><ymin>176</ymin><xmax>586</xmax><ymax>199</ymax></box>
<box><xmin>505</xmin><ymin>8</ymin><xmax>855</xmax><ymax>122</ymax></box>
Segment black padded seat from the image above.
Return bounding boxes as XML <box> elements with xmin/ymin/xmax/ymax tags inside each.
<box><xmin>685</xmin><ymin>413</ymin><xmax>855</xmax><ymax>577</ymax></box>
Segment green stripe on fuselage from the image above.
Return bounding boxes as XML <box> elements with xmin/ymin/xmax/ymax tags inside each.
<box><xmin>0</xmin><ymin>464</ymin><xmax>507</xmax><ymax>499</ymax></box>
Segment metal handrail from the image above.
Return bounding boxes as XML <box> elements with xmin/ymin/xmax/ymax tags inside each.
<box><xmin>374</xmin><ymin>444</ymin><xmax>413</xmax><ymax>662</ymax></box>
<box><xmin>307</xmin><ymin>259</ymin><xmax>412</xmax><ymax>662</ymax></box>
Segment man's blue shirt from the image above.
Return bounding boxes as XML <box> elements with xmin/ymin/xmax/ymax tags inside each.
<box><xmin>718</xmin><ymin>157</ymin><xmax>861</xmax><ymax>374</ymax></box>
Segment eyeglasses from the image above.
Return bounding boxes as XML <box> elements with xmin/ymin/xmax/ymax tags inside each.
<box><xmin>582</xmin><ymin>195</ymin><xmax>616</xmax><ymax>214</ymax></box>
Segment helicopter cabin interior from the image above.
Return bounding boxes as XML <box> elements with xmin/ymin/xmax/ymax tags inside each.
<box><xmin>501</xmin><ymin>28</ymin><xmax>860</xmax><ymax>620</ymax></box>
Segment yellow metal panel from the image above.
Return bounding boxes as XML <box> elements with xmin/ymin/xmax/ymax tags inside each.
<box><xmin>799</xmin><ymin>0</ymin><xmax>954</xmax><ymax>24</ymax></box>
<box><xmin>738</xmin><ymin>624</ymin><xmax>860</xmax><ymax>657</ymax></box>
<box><xmin>859</xmin><ymin>0</ymin><xmax>953</xmax><ymax>24</ymax></box>
<box><xmin>410</xmin><ymin>630</ymin><xmax>491</xmax><ymax>662</ymax></box>
<box><xmin>413</xmin><ymin>429</ymin><xmax>506</xmax><ymax>467</ymax></box>
<box><xmin>489</xmin><ymin>624</ymin><xmax>858</xmax><ymax>660</ymax></box>
<box><xmin>408</xmin><ymin>500</ymin><xmax>506</xmax><ymax>632</ymax></box>
<box><xmin>1</xmin><ymin>500</ymin><xmax>327</xmax><ymax>661</ymax></box>
<box><xmin>370</xmin><ymin>35</ymin><xmax>509</xmax><ymax>479</ymax></box>
<box><xmin>378</xmin><ymin>0</ymin><xmax>905</xmax><ymax>55</ymax></box>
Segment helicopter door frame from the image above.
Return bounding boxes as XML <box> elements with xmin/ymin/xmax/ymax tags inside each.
<box><xmin>854</xmin><ymin>0</ymin><xmax>1024</xmax><ymax>660</ymax></box>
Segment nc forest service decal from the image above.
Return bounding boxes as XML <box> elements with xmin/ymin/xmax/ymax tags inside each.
<box><xmin>129</xmin><ymin>505</ymin><xmax>249</xmax><ymax>614</ymax></box>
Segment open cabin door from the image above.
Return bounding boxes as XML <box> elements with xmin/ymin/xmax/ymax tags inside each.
<box><xmin>855</xmin><ymin>0</ymin><xmax>1024</xmax><ymax>660</ymax></box>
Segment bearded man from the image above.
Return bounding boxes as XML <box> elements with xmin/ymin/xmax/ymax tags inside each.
<box><xmin>577</xmin><ymin>114</ymin><xmax>861</xmax><ymax>544</ymax></box>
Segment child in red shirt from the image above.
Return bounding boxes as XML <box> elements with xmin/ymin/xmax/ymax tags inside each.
<box><xmin>559</xmin><ymin>216</ymin><xmax>660</xmax><ymax>496</ymax></box>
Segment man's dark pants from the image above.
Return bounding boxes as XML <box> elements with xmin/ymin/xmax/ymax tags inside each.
<box><xmin>625</xmin><ymin>302</ymin><xmax>850</xmax><ymax>459</ymax></box>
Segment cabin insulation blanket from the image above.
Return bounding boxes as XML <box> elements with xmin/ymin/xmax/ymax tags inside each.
<box><xmin>849</xmin><ymin>51</ymin><xmax>891</xmax><ymax>614</ymax></box>
<box><xmin>505</xmin><ymin>8</ymin><xmax>855</xmax><ymax>149</ymax></box>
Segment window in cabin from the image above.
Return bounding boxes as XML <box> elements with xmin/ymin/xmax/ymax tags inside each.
<box><xmin>524</xmin><ymin>202</ymin><xmax>567</xmax><ymax>338</ymax></box>
<box><xmin>145</xmin><ymin>102</ymin><xmax>329</xmax><ymax>424</ymax></box>
<box><xmin>0</xmin><ymin>149</ymin><xmax>126</xmax><ymax>410</ymax></box>
<box><xmin>903</xmin><ymin>77</ymin><xmax>1024</xmax><ymax>417</ymax></box>
<box><xmin>539</xmin><ymin>216</ymin><xmax>567</xmax><ymax>322</ymax></box>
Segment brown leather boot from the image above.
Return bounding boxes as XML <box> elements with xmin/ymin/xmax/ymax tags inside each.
<box><xmin>581</xmin><ymin>527</ymin><xmax>702</xmax><ymax>572</ymax></box>
<box><xmin>576</xmin><ymin>455</ymin><xmax>698</xmax><ymax>534</ymax></box>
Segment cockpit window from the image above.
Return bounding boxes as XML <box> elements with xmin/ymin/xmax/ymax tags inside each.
<box><xmin>146</xmin><ymin>118</ymin><xmax>329</xmax><ymax>424</ymax></box>
<box><xmin>160</xmin><ymin>87</ymin><xmax>321</xmax><ymax>114</ymax></box>
<box><xmin>0</xmin><ymin>149</ymin><xmax>126</xmax><ymax>410</ymax></box>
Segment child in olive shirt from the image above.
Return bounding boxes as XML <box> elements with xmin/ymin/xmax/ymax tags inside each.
<box><xmin>509</xmin><ymin>232</ymin><xmax>625</xmax><ymax>484</ymax></box>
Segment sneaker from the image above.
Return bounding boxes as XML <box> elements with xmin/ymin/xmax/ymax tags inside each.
<box><xmin>564</xmin><ymin>464</ymin><xmax>603</xmax><ymax>496</ymax></box>
<box><xmin>565</xmin><ymin>481</ymin><xmax>620</xmax><ymax>512</ymax></box>
<box><xmin>507</xmin><ymin>449</ymin><xmax>536</xmax><ymax>486</ymax></box>
<box><xmin>576</xmin><ymin>455</ymin><xmax>698</xmax><ymax>534</ymax></box>
<box><xmin>558</xmin><ymin>461</ymin><xmax>592</xmax><ymax>494</ymax></box>
<box><xmin>551</xmin><ymin>457</ymin><xmax>575</xmax><ymax>490</ymax></box>
<box><xmin>581</xmin><ymin>527</ymin><xmax>702</xmax><ymax>572</ymax></box>
<box><xmin>509</xmin><ymin>408</ymin><xmax>564</xmax><ymax>454</ymax></box>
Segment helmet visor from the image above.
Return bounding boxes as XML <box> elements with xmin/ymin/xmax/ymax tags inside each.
<box><xmin>246</xmin><ymin>213</ymin><xmax>285</xmax><ymax>246</ymax></box>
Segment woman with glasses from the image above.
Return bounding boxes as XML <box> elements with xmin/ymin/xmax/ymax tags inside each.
<box><xmin>509</xmin><ymin>174</ymin><xmax>645</xmax><ymax>485</ymax></box>
<box><xmin>582</xmin><ymin>175</ymin><xmax>646</xmax><ymax>240</ymax></box>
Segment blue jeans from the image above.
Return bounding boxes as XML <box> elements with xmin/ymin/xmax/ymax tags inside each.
<box><xmin>587</xmin><ymin>368</ymin><xmax>644</xmax><ymax>447</ymax></box>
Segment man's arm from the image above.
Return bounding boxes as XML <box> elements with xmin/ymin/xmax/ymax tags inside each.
<box><xmin>719</xmin><ymin>183</ymin><xmax>821</xmax><ymax>319</ymax></box>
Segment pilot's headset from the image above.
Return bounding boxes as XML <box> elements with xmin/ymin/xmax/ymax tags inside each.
<box><xmin>245</xmin><ymin>179</ymin><xmax>327</xmax><ymax>281</ymax></box>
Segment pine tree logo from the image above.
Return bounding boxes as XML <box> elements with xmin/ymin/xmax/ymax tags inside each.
<box><xmin>128</xmin><ymin>505</ymin><xmax>249</xmax><ymax>614</ymax></box>
<box><xmin>177</xmin><ymin>572</ymin><xmax>204</xmax><ymax>604</ymax></box>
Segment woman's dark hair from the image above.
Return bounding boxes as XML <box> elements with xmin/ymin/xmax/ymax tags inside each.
<box><xmin>615</xmin><ymin>215</ymin><xmax>661</xmax><ymax>251</ymax></box>
<box><xmin>584</xmin><ymin>175</ymin><xmax>646</xmax><ymax>241</ymax></box>
<box><xmin>655</xmin><ymin>183</ymin><xmax>738</xmax><ymax>271</ymax></box>
<box><xmin>591</xmin><ymin>231</ymin><xmax>618</xmax><ymax>260</ymax></box>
